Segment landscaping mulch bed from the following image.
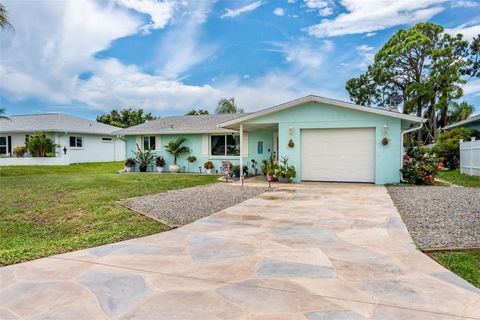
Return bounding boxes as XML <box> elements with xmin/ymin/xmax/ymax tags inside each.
<box><xmin>118</xmin><ymin>183</ymin><xmax>269</xmax><ymax>227</ymax></box>
<box><xmin>387</xmin><ymin>185</ymin><xmax>480</xmax><ymax>249</ymax></box>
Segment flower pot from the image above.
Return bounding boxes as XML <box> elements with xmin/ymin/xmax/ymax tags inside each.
<box><xmin>139</xmin><ymin>165</ymin><xmax>148</xmax><ymax>172</ymax></box>
<box><xmin>157</xmin><ymin>166</ymin><xmax>163</xmax><ymax>173</ymax></box>
<box><xmin>169</xmin><ymin>164</ymin><xmax>180</xmax><ymax>173</ymax></box>
<box><xmin>125</xmin><ymin>166</ymin><xmax>132</xmax><ymax>172</ymax></box>
<box><xmin>206</xmin><ymin>168</ymin><xmax>212</xmax><ymax>174</ymax></box>
<box><xmin>266</xmin><ymin>174</ymin><xmax>275</xmax><ymax>182</ymax></box>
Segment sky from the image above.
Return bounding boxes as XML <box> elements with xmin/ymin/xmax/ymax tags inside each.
<box><xmin>0</xmin><ymin>0</ymin><xmax>479</xmax><ymax>120</ymax></box>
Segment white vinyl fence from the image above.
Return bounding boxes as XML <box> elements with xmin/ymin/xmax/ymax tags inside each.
<box><xmin>460</xmin><ymin>138</ymin><xmax>480</xmax><ymax>176</ymax></box>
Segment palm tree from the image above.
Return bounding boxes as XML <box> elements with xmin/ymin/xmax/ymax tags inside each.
<box><xmin>215</xmin><ymin>97</ymin><xmax>244</xmax><ymax>114</ymax></box>
<box><xmin>0</xmin><ymin>107</ymin><xmax>10</xmax><ymax>120</ymax></box>
<box><xmin>447</xmin><ymin>101</ymin><xmax>474</xmax><ymax>125</ymax></box>
<box><xmin>0</xmin><ymin>3</ymin><xmax>14</xmax><ymax>33</ymax></box>
<box><xmin>164</xmin><ymin>137</ymin><xmax>190</xmax><ymax>165</ymax></box>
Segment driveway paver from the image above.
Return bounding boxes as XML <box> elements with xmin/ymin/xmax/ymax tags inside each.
<box><xmin>1</xmin><ymin>183</ymin><xmax>479</xmax><ymax>319</ymax></box>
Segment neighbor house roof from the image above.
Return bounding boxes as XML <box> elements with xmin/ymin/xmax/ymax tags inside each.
<box><xmin>116</xmin><ymin>113</ymin><xmax>247</xmax><ymax>135</ymax></box>
<box><xmin>444</xmin><ymin>114</ymin><xmax>480</xmax><ymax>130</ymax></box>
<box><xmin>219</xmin><ymin>95</ymin><xmax>426</xmax><ymax>129</ymax></box>
<box><xmin>0</xmin><ymin>113</ymin><xmax>120</xmax><ymax>135</ymax></box>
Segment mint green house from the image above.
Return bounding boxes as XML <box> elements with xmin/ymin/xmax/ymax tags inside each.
<box><xmin>118</xmin><ymin>95</ymin><xmax>424</xmax><ymax>184</ymax></box>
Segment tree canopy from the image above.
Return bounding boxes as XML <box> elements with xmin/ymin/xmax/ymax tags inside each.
<box><xmin>215</xmin><ymin>97</ymin><xmax>244</xmax><ymax>114</ymax></box>
<box><xmin>186</xmin><ymin>109</ymin><xmax>209</xmax><ymax>115</ymax></box>
<box><xmin>0</xmin><ymin>3</ymin><xmax>14</xmax><ymax>33</ymax></box>
<box><xmin>0</xmin><ymin>107</ymin><xmax>9</xmax><ymax>120</ymax></box>
<box><xmin>346</xmin><ymin>22</ymin><xmax>479</xmax><ymax>144</ymax></box>
<box><xmin>96</xmin><ymin>108</ymin><xmax>156</xmax><ymax>128</ymax></box>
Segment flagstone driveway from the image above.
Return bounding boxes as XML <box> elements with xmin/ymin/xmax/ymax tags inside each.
<box><xmin>1</xmin><ymin>183</ymin><xmax>479</xmax><ymax>319</ymax></box>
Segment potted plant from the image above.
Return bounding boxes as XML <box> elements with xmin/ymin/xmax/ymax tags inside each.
<box><xmin>164</xmin><ymin>137</ymin><xmax>190</xmax><ymax>173</ymax></box>
<box><xmin>261</xmin><ymin>160</ymin><xmax>268</xmax><ymax>176</ymax></box>
<box><xmin>187</xmin><ymin>155</ymin><xmax>197</xmax><ymax>172</ymax></box>
<box><xmin>134</xmin><ymin>144</ymin><xmax>154</xmax><ymax>172</ymax></box>
<box><xmin>204</xmin><ymin>160</ymin><xmax>214</xmax><ymax>174</ymax></box>
<box><xmin>13</xmin><ymin>145</ymin><xmax>27</xmax><ymax>157</ymax></box>
<box><xmin>251</xmin><ymin>159</ymin><xmax>258</xmax><ymax>175</ymax></box>
<box><xmin>124</xmin><ymin>158</ymin><xmax>136</xmax><ymax>172</ymax></box>
<box><xmin>232</xmin><ymin>165</ymin><xmax>241</xmax><ymax>177</ymax></box>
<box><xmin>155</xmin><ymin>156</ymin><xmax>166</xmax><ymax>173</ymax></box>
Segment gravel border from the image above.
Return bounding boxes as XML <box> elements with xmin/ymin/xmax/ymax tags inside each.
<box><xmin>387</xmin><ymin>185</ymin><xmax>480</xmax><ymax>249</ymax></box>
<box><xmin>118</xmin><ymin>183</ymin><xmax>269</xmax><ymax>227</ymax></box>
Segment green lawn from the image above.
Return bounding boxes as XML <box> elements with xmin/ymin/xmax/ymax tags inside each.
<box><xmin>430</xmin><ymin>250</ymin><xmax>480</xmax><ymax>288</ymax></box>
<box><xmin>437</xmin><ymin>169</ymin><xmax>480</xmax><ymax>187</ymax></box>
<box><xmin>0</xmin><ymin>162</ymin><xmax>218</xmax><ymax>266</ymax></box>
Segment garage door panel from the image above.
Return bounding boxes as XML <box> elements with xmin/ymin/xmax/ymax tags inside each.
<box><xmin>301</xmin><ymin>128</ymin><xmax>374</xmax><ymax>183</ymax></box>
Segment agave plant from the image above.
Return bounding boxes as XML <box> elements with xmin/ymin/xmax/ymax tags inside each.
<box><xmin>164</xmin><ymin>138</ymin><xmax>190</xmax><ymax>165</ymax></box>
<box><xmin>134</xmin><ymin>144</ymin><xmax>155</xmax><ymax>172</ymax></box>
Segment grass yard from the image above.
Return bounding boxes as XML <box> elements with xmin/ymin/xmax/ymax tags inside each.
<box><xmin>430</xmin><ymin>250</ymin><xmax>480</xmax><ymax>288</ymax></box>
<box><xmin>0</xmin><ymin>162</ymin><xmax>218</xmax><ymax>266</ymax></box>
<box><xmin>437</xmin><ymin>169</ymin><xmax>480</xmax><ymax>187</ymax></box>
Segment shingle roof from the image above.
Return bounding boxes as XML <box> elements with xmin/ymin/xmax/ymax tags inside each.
<box><xmin>116</xmin><ymin>113</ymin><xmax>248</xmax><ymax>135</ymax></box>
<box><xmin>0</xmin><ymin>113</ymin><xmax>120</xmax><ymax>135</ymax></box>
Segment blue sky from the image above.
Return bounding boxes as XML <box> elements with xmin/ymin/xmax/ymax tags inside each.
<box><xmin>1</xmin><ymin>0</ymin><xmax>479</xmax><ymax>120</ymax></box>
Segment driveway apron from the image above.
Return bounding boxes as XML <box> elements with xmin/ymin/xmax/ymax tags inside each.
<box><xmin>0</xmin><ymin>183</ymin><xmax>479</xmax><ymax>319</ymax></box>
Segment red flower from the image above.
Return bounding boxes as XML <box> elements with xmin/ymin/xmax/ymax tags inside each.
<box><xmin>403</xmin><ymin>155</ymin><xmax>411</xmax><ymax>160</ymax></box>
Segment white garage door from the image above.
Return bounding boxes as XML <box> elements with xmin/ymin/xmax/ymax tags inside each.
<box><xmin>301</xmin><ymin>128</ymin><xmax>375</xmax><ymax>183</ymax></box>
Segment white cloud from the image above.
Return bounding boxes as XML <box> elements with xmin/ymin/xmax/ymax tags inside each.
<box><xmin>304</xmin><ymin>0</ymin><xmax>329</xmax><ymax>9</ymax></box>
<box><xmin>356</xmin><ymin>45</ymin><xmax>375</xmax><ymax>69</ymax></box>
<box><xmin>365</xmin><ymin>32</ymin><xmax>377</xmax><ymax>37</ymax></box>
<box><xmin>304</xmin><ymin>0</ymin><xmax>445</xmax><ymax>38</ymax></box>
<box><xmin>0</xmin><ymin>0</ymin><xmax>141</xmax><ymax>104</ymax></box>
<box><xmin>463</xmin><ymin>79</ymin><xmax>480</xmax><ymax>97</ymax></box>
<box><xmin>445</xmin><ymin>21</ymin><xmax>480</xmax><ymax>41</ymax></box>
<box><xmin>451</xmin><ymin>0</ymin><xmax>478</xmax><ymax>8</ymax></box>
<box><xmin>153</xmin><ymin>1</ymin><xmax>217</xmax><ymax>79</ymax></box>
<box><xmin>221</xmin><ymin>1</ymin><xmax>263</xmax><ymax>18</ymax></box>
<box><xmin>116</xmin><ymin>0</ymin><xmax>175</xmax><ymax>32</ymax></box>
<box><xmin>319</xmin><ymin>7</ymin><xmax>333</xmax><ymax>16</ymax></box>
<box><xmin>273</xmin><ymin>7</ymin><xmax>285</xmax><ymax>16</ymax></box>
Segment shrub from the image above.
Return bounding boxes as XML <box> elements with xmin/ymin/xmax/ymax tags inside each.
<box><xmin>125</xmin><ymin>158</ymin><xmax>136</xmax><ymax>167</ymax></box>
<box><xmin>435</xmin><ymin>128</ymin><xmax>474</xmax><ymax>169</ymax></box>
<box><xmin>27</xmin><ymin>132</ymin><xmax>58</xmax><ymax>157</ymax></box>
<box><xmin>203</xmin><ymin>161</ymin><xmax>214</xmax><ymax>169</ymax></box>
<box><xmin>134</xmin><ymin>144</ymin><xmax>154</xmax><ymax>172</ymax></box>
<box><xmin>155</xmin><ymin>156</ymin><xmax>165</xmax><ymax>167</ymax></box>
<box><xmin>13</xmin><ymin>145</ymin><xmax>27</xmax><ymax>157</ymax></box>
<box><xmin>401</xmin><ymin>146</ymin><xmax>441</xmax><ymax>185</ymax></box>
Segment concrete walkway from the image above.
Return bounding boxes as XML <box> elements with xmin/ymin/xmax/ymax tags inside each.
<box><xmin>1</xmin><ymin>183</ymin><xmax>479</xmax><ymax>319</ymax></box>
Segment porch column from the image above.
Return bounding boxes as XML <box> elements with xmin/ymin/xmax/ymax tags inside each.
<box><xmin>239</xmin><ymin>124</ymin><xmax>243</xmax><ymax>178</ymax></box>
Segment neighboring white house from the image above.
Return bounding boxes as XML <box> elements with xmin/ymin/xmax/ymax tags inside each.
<box><xmin>0</xmin><ymin>113</ymin><xmax>125</xmax><ymax>165</ymax></box>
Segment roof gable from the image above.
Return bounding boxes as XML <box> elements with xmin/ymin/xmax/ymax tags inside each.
<box><xmin>219</xmin><ymin>95</ymin><xmax>425</xmax><ymax>128</ymax></box>
<box><xmin>444</xmin><ymin>114</ymin><xmax>480</xmax><ymax>129</ymax></box>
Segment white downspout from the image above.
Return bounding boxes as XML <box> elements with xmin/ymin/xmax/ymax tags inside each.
<box><xmin>239</xmin><ymin>124</ymin><xmax>243</xmax><ymax>179</ymax></box>
<box><xmin>400</xmin><ymin>121</ymin><xmax>424</xmax><ymax>181</ymax></box>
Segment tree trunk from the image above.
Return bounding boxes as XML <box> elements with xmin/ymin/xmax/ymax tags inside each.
<box><xmin>416</xmin><ymin>99</ymin><xmax>423</xmax><ymax>143</ymax></box>
<box><xmin>430</xmin><ymin>98</ymin><xmax>437</xmax><ymax>143</ymax></box>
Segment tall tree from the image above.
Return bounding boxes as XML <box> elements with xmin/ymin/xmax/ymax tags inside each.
<box><xmin>186</xmin><ymin>109</ymin><xmax>209</xmax><ymax>115</ymax></box>
<box><xmin>0</xmin><ymin>3</ymin><xmax>14</xmax><ymax>32</ymax></box>
<box><xmin>97</xmin><ymin>108</ymin><xmax>156</xmax><ymax>128</ymax></box>
<box><xmin>346</xmin><ymin>22</ymin><xmax>478</xmax><ymax>144</ymax></box>
<box><xmin>215</xmin><ymin>97</ymin><xmax>244</xmax><ymax>114</ymax></box>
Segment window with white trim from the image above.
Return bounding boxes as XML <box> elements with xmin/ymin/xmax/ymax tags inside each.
<box><xmin>69</xmin><ymin>136</ymin><xmax>83</xmax><ymax>148</ymax></box>
<box><xmin>143</xmin><ymin>136</ymin><xmax>156</xmax><ymax>150</ymax></box>
<box><xmin>210</xmin><ymin>134</ymin><xmax>240</xmax><ymax>156</ymax></box>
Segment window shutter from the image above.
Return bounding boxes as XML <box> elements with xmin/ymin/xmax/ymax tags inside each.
<box><xmin>202</xmin><ymin>134</ymin><xmax>209</xmax><ymax>156</ymax></box>
<box><xmin>155</xmin><ymin>136</ymin><xmax>161</xmax><ymax>151</ymax></box>
<box><xmin>242</xmin><ymin>132</ymin><xmax>248</xmax><ymax>157</ymax></box>
<box><xmin>135</xmin><ymin>136</ymin><xmax>142</xmax><ymax>150</ymax></box>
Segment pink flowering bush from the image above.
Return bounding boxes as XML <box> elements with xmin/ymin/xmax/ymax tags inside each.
<box><xmin>401</xmin><ymin>146</ymin><xmax>441</xmax><ymax>185</ymax></box>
